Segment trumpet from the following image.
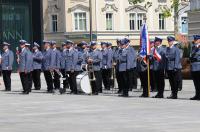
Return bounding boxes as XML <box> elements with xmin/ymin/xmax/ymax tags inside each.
<box><xmin>87</xmin><ymin>58</ymin><xmax>96</xmax><ymax>81</ymax></box>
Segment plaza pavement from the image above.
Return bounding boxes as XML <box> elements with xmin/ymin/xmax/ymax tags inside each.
<box><xmin>0</xmin><ymin>73</ymin><xmax>199</xmax><ymax>132</ymax></box>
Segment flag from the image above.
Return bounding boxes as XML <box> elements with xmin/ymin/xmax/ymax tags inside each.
<box><xmin>140</xmin><ymin>24</ymin><xmax>150</xmax><ymax>57</ymax></box>
<box><xmin>153</xmin><ymin>48</ymin><xmax>162</xmax><ymax>62</ymax></box>
<box><xmin>140</xmin><ymin>24</ymin><xmax>150</xmax><ymax>63</ymax></box>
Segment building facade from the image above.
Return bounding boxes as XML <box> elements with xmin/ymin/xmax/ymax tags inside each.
<box><xmin>43</xmin><ymin>0</ymin><xmax>175</xmax><ymax>46</ymax></box>
<box><xmin>188</xmin><ymin>0</ymin><xmax>200</xmax><ymax>40</ymax></box>
<box><xmin>0</xmin><ymin>0</ymin><xmax>43</xmax><ymax>70</ymax></box>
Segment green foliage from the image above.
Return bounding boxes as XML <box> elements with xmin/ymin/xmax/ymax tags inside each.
<box><xmin>162</xmin><ymin>8</ymin><xmax>172</xmax><ymax>17</ymax></box>
<box><xmin>128</xmin><ymin>0</ymin><xmax>152</xmax><ymax>9</ymax></box>
<box><xmin>128</xmin><ymin>0</ymin><xmax>145</xmax><ymax>5</ymax></box>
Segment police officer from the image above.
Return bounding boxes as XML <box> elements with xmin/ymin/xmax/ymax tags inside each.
<box><xmin>190</xmin><ymin>35</ymin><xmax>200</xmax><ymax>100</ymax></box>
<box><xmin>65</xmin><ymin>40</ymin><xmax>77</xmax><ymax>94</ymax></box>
<box><xmin>60</xmin><ymin>42</ymin><xmax>69</xmax><ymax>92</ymax></box>
<box><xmin>17</xmin><ymin>40</ymin><xmax>33</xmax><ymax>94</ymax></box>
<box><xmin>101</xmin><ymin>42</ymin><xmax>112</xmax><ymax>90</ymax></box>
<box><xmin>137</xmin><ymin>51</ymin><xmax>148</xmax><ymax>97</ymax></box>
<box><xmin>149</xmin><ymin>40</ymin><xmax>156</xmax><ymax>92</ymax></box>
<box><xmin>117</xmin><ymin>39</ymin><xmax>129</xmax><ymax>97</ymax></box>
<box><xmin>42</xmin><ymin>40</ymin><xmax>54</xmax><ymax>93</ymax></box>
<box><xmin>1</xmin><ymin>42</ymin><xmax>14</xmax><ymax>91</ymax></box>
<box><xmin>76</xmin><ymin>41</ymin><xmax>86</xmax><ymax>72</ymax></box>
<box><xmin>32</xmin><ymin>42</ymin><xmax>43</xmax><ymax>90</ymax></box>
<box><xmin>152</xmin><ymin>37</ymin><xmax>166</xmax><ymax>98</ymax></box>
<box><xmin>51</xmin><ymin>41</ymin><xmax>61</xmax><ymax>90</ymax></box>
<box><xmin>165</xmin><ymin>36</ymin><xmax>182</xmax><ymax>99</ymax></box>
<box><xmin>25</xmin><ymin>43</ymin><xmax>34</xmax><ymax>92</ymax></box>
<box><xmin>87</xmin><ymin>41</ymin><xmax>103</xmax><ymax>95</ymax></box>
<box><xmin>113</xmin><ymin>39</ymin><xmax>123</xmax><ymax>93</ymax></box>
<box><xmin>107</xmin><ymin>42</ymin><xmax>114</xmax><ymax>89</ymax></box>
<box><xmin>125</xmin><ymin>38</ymin><xmax>137</xmax><ymax>91</ymax></box>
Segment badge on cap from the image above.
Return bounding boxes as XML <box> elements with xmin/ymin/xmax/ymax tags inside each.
<box><xmin>3</xmin><ymin>42</ymin><xmax>10</xmax><ymax>46</ymax></box>
<box><xmin>34</xmin><ymin>42</ymin><xmax>40</xmax><ymax>47</ymax></box>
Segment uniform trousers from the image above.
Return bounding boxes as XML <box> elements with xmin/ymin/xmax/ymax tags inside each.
<box><xmin>32</xmin><ymin>69</ymin><xmax>41</xmax><ymax>90</ymax></box>
<box><xmin>43</xmin><ymin>70</ymin><xmax>54</xmax><ymax>91</ymax></box>
<box><xmin>167</xmin><ymin>70</ymin><xmax>179</xmax><ymax>96</ymax></box>
<box><xmin>118</xmin><ymin>71</ymin><xmax>129</xmax><ymax>96</ymax></box>
<box><xmin>20</xmin><ymin>72</ymin><xmax>32</xmax><ymax>93</ymax></box>
<box><xmin>66</xmin><ymin>71</ymin><xmax>79</xmax><ymax>93</ymax></box>
<box><xmin>53</xmin><ymin>70</ymin><xmax>61</xmax><ymax>89</ymax></box>
<box><xmin>154</xmin><ymin>70</ymin><xmax>165</xmax><ymax>96</ymax></box>
<box><xmin>102</xmin><ymin>68</ymin><xmax>112</xmax><ymax>90</ymax></box>
<box><xmin>60</xmin><ymin>69</ymin><xmax>68</xmax><ymax>89</ymax></box>
<box><xmin>2</xmin><ymin>70</ymin><xmax>12</xmax><ymax>91</ymax></box>
<box><xmin>191</xmin><ymin>71</ymin><xmax>200</xmax><ymax>97</ymax></box>
<box><xmin>139</xmin><ymin>71</ymin><xmax>148</xmax><ymax>96</ymax></box>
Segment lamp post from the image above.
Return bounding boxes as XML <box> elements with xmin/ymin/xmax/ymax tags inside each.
<box><xmin>89</xmin><ymin>0</ymin><xmax>92</xmax><ymax>42</ymax></box>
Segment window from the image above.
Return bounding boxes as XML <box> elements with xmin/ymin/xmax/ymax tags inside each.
<box><xmin>130</xmin><ymin>13</ymin><xmax>135</xmax><ymax>30</ymax></box>
<box><xmin>74</xmin><ymin>12</ymin><xmax>87</xmax><ymax>31</ymax></box>
<box><xmin>129</xmin><ymin>13</ymin><xmax>145</xmax><ymax>30</ymax></box>
<box><xmin>137</xmin><ymin>13</ymin><xmax>144</xmax><ymax>30</ymax></box>
<box><xmin>106</xmin><ymin>13</ymin><xmax>113</xmax><ymax>30</ymax></box>
<box><xmin>51</xmin><ymin>15</ymin><xmax>58</xmax><ymax>32</ymax></box>
<box><xmin>181</xmin><ymin>17</ymin><xmax>188</xmax><ymax>34</ymax></box>
<box><xmin>159</xmin><ymin>14</ymin><xmax>165</xmax><ymax>30</ymax></box>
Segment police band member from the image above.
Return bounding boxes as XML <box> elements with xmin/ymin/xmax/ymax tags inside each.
<box><xmin>17</xmin><ymin>40</ymin><xmax>33</xmax><ymax>94</ymax></box>
<box><xmin>113</xmin><ymin>39</ymin><xmax>123</xmax><ymax>93</ymax></box>
<box><xmin>64</xmin><ymin>40</ymin><xmax>77</xmax><ymax>94</ymax></box>
<box><xmin>32</xmin><ymin>42</ymin><xmax>43</xmax><ymax>90</ymax></box>
<box><xmin>1</xmin><ymin>42</ymin><xmax>14</xmax><ymax>91</ymax></box>
<box><xmin>51</xmin><ymin>41</ymin><xmax>61</xmax><ymax>90</ymax></box>
<box><xmin>101</xmin><ymin>42</ymin><xmax>113</xmax><ymax>90</ymax></box>
<box><xmin>126</xmin><ymin>39</ymin><xmax>137</xmax><ymax>92</ymax></box>
<box><xmin>87</xmin><ymin>41</ymin><xmax>103</xmax><ymax>95</ymax></box>
<box><xmin>149</xmin><ymin>40</ymin><xmax>156</xmax><ymax>92</ymax></box>
<box><xmin>152</xmin><ymin>37</ymin><xmax>166</xmax><ymax>98</ymax></box>
<box><xmin>137</xmin><ymin>50</ymin><xmax>148</xmax><ymax>97</ymax></box>
<box><xmin>42</xmin><ymin>40</ymin><xmax>54</xmax><ymax>93</ymax></box>
<box><xmin>190</xmin><ymin>35</ymin><xmax>200</xmax><ymax>100</ymax></box>
<box><xmin>165</xmin><ymin>36</ymin><xmax>182</xmax><ymax>99</ymax></box>
<box><xmin>60</xmin><ymin>42</ymin><xmax>69</xmax><ymax>91</ymax></box>
<box><xmin>117</xmin><ymin>38</ymin><xmax>129</xmax><ymax>97</ymax></box>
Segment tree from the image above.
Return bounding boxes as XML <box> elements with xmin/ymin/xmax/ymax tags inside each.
<box><xmin>128</xmin><ymin>0</ymin><xmax>190</xmax><ymax>35</ymax></box>
<box><xmin>128</xmin><ymin>0</ymin><xmax>152</xmax><ymax>9</ymax></box>
<box><xmin>162</xmin><ymin>0</ymin><xmax>190</xmax><ymax>35</ymax></box>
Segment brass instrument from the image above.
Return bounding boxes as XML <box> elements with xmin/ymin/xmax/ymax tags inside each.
<box><xmin>87</xmin><ymin>61</ymin><xmax>96</xmax><ymax>81</ymax></box>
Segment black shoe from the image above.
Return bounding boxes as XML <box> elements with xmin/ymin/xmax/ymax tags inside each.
<box><xmin>118</xmin><ymin>94</ymin><xmax>129</xmax><ymax>97</ymax></box>
<box><xmin>34</xmin><ymin>88</ymin><xmax>41</xmax><ymax>90</ymax></box>
<box><xmin>140</xmin><ymin>94</ymin><xmax>148</xmax><ymax>98</ymax></box>
<box><xmin>93</xmin><ymin>92</ymin><xmax>99</xmax><ymax>95</ymax></box>
<box><xmin>117</xmin><ymin>90</ymin><xmax>122</xmax><ymax>94</ymax></box>
<box><xmin>105</xmin><ymin>87</ymin><xmax>110</xmax><ymax>90</ymax></box>
<box><xmin>190</xmin><ymin>96</ymin><xmax>200</xmax><ymax>100</ymax></box>
<box><xmin>59</xmin><ymin>88</ymin><xmax>66</xmax><ymax>94</ymax></box>
<box><xmin>22</xmin><ymin>91</ymin><xmax>29</xmax><ymax>94</ymax></box>
<box><xmin>152</xmin><ymin>94</ymin><xmax>164</xmax><ymax>98</ymax></box>
<box><xmin>167</xmin><ymin>94</ymin><xmax>177</xmax><ymax>99</ymax></box>
<box><xmin>47</xmin><ymin>90</ymin><xmax>54</xmax><ymax>93</ymax></box>
<box><xmin>5</xmin><ymin>89</ymin><xmax>11</xmax><ymax>91</ymax></box>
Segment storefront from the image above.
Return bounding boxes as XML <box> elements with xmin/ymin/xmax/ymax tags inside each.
<box><xmin>0</xmin><ymin>0</ymin><xmax>43</xmax><ymax>69</ymax></box>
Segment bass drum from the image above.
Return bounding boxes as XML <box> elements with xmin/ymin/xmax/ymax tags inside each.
<box><xmin>76</xmin><ymin>71</ymin><xmax>92</xmax><ymax>94</ymax></box>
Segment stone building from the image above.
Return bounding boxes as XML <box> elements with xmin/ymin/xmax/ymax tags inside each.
<box><xmin>43</xmin><ymin>0</ymin><xmax>175</xmax><ymax>46</ymax></box>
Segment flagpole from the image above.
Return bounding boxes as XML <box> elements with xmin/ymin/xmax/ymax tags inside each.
<box><xmin>144</xmin><ymin>15</ymin><xmax>151</xmax><ymax>97</ymax></box>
